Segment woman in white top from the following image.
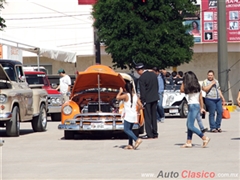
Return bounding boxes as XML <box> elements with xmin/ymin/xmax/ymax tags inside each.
<box><xmin>180</xmin><ymin>71</ymin><xmax>210</xmax><ymax>148</ymax></box>
<box><xmin>116</xmin><ymin>81</ymin><xmax>143</xmax><ymax>150</ymax></box>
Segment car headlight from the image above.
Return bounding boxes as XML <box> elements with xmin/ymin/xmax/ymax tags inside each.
<box><xmin>49</xmin><ymin>96</ymin><xmax>62</xmax><ymax>105</ymax></box>
<box><xmin>166</xmin><ymin>95</ymin><xmax>174</xmax><ymax>106</ymax></box>
<box><xmin>0</xmin><ymin>94</ymin><xmax>7</xmax><ymax>103</ymax></box>
<box><xmin>63</xmin><ymin>105</ymin><xmax>72</xmax><ymax>115</ymax></box>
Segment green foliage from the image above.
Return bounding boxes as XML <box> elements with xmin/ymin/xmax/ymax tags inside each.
<box><xmin>0</xmin><ymin>0</ymin><xmax>6</xmax><ymax>31</ymax></box>
<box><xmin>92</xmin><ymin>0</ymin><xmax>197</xmax><ymax>69</ymax></box>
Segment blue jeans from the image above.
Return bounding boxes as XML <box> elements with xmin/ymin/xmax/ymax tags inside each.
<box><xmin>156</xmin><ymin>93</ymin><xmax>165</xmax><ymax>120</ymax></box>
<box><xmin>186</xmin><ymin>104</ymin><xmax>204</xmax><ymax>140</ymax></box>
<box><xmin>204</xmin><ymin>98</ymin><xmax>223</xmax><ymax>130</ymax></box>
<box><xmin>196</xmin><ymin>112</ymin><xmax>204</xmax><ymax>130</ymax></box>
<box><xmin>124</xmin><ymin>120</ymin><xmax>138</xmax><ymax>145</ymax></box>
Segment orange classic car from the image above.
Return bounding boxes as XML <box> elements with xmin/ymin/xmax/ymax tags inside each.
<box><xmin>58</xmin><ymin>65</ymin><xmax>144</xmax><ymax>139</ymax></box>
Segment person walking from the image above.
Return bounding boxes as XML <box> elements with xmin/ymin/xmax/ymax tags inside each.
<box><xmin>56</xmin><ymin>69</ymin><xmax>71</xmax><ymax>102</ymax></box>
<box><xmin>202</xmin><ymin>70</ymin><xmax>225</xmax><ymax>133</ymax></box>
<box><xmin>135</xmin><ymin>63</ymin><xmax>159</xmax><ymax>139</ymax></box>
<box><xmin>153</xmin><ymin>67</ymin><xmax>165</xmax><ymax>123</ymax></box>
<box><xmin>116</xmin><ymin>82</ymin><xmax>143</xmax><ymax>150</ymax></box>
<box><xmin>180</xmin><ymin>71</ymin><xmax>210</xmax><ymax>148</ymax></box>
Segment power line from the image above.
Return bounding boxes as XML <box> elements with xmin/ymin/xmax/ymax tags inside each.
<box><xmin>29</xmin><ymin>1</ymin><xmax>91</xmax><ymax>23</ymax></box>
<box><xmin>4</xmin><ymin>14</ymin><xmax>91</xmax><ymax>20</ymax></box>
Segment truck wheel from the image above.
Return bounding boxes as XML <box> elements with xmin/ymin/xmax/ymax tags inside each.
<box><xmin>6</xmin><ymin>106</ymin><xmax>20</xmax><ymax>137</ymax></box>
<box><xmin>64</xmin><ymin>131</ymin><xmax>75</xmax><ymax>139</ymax></box>
<box><xmin>32</xmin><ymin>104</ymin><xmax>47</xmax><ymax>132</ymax></box>
<box><xmin>51</xmin><ymin>113</ymin><xmax>61</xmax><ymax>121</ymax></box>
<box><xmin>180</xmin><ymin>100</ymin><xmax>188</xmax><ymax>118</ymax></box>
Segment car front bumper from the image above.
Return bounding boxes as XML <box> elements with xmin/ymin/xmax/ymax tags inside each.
<box><xmin>58</xmin><ymin>122</ymin><xmax>140</xmax><ymax>131</ymax></box>
<box><xmin>164</xmin><ymin>106</ymin><xmax>180</xmax><ymax>116</ymax></box>
<box><xmin>58</xmin><ymin>112</ymin><xmax>140</xmax><ymax>131</ymax></box>
<box><xmin>0</xmin><ymin>112</ymin><xmax>12</xmax><ymax>121</ymax></box>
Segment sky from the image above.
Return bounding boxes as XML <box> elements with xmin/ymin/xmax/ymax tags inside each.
<box><xmin>1</xmin><ymin>0</ymin><xmax>94</xmax><ymax>56</ymax></box>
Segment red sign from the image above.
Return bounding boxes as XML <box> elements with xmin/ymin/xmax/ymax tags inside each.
<box><xmin>201</xmin><ymin>0</ymin><xmax>240</xmax><ymax>42</ymax></box>
<box><xmin>78</xmin><ymin>0</ymin><xmax>97</xmax><ymax>5</ymax></box>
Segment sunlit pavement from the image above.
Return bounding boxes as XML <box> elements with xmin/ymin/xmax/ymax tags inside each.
<box><xmin>0</xmin><ymin>112</ymin><xmax>239</xmax><ymax>180</ymax></box>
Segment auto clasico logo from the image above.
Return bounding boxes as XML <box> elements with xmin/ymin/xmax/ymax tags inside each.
<box><xmin>157</xmin><ymin>170</ymin><xmax>215</xmax><ymax>178</ymax></box>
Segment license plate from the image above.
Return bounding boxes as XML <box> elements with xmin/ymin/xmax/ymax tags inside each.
<box><xmin>169</xmin><ymin>109</ymin><xmax>178</xmax><ymax>113</ymax></box>
<box><xmin>91</xmin><ymin>123</ymin><xmax>105</xmax><ymax>129</ymax></box>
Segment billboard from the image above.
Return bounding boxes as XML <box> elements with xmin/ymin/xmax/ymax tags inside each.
<box><xmin>201</xmin><ymin>0</ymin><xmax>240</xmax><ymax>42</ymax></box>
<box><xmin>183</xmin><ymin>5</ymin><xmax>202</xmax><ymax>43</ymax></box>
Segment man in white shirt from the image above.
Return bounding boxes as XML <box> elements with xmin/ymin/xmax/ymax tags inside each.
<box><xmin>56</xmin><ymin>68</ymin><xmax>71</xmax><ymax>102</ymax></box>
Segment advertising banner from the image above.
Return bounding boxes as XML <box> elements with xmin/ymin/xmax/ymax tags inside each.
<box><xmin>78</xmin><ymin>0</ymin><xmax>96</xmax><ymax>4</ymax></box>
<box><xmin>183</xmin><ymin>5</ymin><xmax>201</xmax><ymax>43</ymax></box>
<box><xmin>201</xmin><ymin>0</ymin><xmax>240</xmax><ymax>42</ymax></box>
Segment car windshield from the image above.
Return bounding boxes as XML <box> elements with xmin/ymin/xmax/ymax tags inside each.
<box><xmin>165</xmin><ymin>85</ymin><xmax>181</xmax><ymax>91</ymax></box>
<box><xmin>25</xmin><ymin>74</ymin><xmax>48</xmax><ymax>86</ymax></box>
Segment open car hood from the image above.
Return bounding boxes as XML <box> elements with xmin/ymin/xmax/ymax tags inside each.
<box><xmin>0</xmin><ymin>64</ymin><xmax>12</xmax><ymax>82</ymax></box>
<box><xmin>72</xmin><ymin>65</ymin><xmax>126</xmax><ymax>94</ymax></box>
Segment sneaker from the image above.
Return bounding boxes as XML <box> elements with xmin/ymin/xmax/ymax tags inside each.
<box><xmin>201</xmin><ymin>128</ymin><xmax>208</xmax><ymax>133</ymax></box>
<box><xmin>203</xmin><ymin>137</ymin><xmax>210</xmax><ymax>148</ymax></box>
<box><xmin>160</xmin><ymin>118</ymin><xmax>165</xmax><ymax>123</ymax></box>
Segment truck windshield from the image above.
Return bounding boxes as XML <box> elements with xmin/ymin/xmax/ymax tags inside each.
<box><xmin>1</xmin><ymin>63</ymin><xmax>17</xmax><ymax>81</ymax></box>
<box><xmin>25</xmin><ymin>74</ymin><xmax>48</xmax><ymax>86</ymax></box>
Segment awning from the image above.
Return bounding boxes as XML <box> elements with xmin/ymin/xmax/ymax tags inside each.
<box><xmin>0</xmin><ymin>34</ymin><xmax>77</xmax><ymax>63</ymax></box>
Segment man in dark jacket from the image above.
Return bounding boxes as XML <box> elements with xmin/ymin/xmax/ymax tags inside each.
<box><xmin>135</xmin><ymin>63</ymin><xmax>159</xmax><ymax>139</ymax></box>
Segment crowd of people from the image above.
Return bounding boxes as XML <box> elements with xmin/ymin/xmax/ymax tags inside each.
<box><xmin>118</xmin><ymin>62</ymin><xmax>237</xmax><ymax>150</ymax></box>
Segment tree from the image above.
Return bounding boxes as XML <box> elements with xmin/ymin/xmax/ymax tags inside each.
<box><xmin>0</xmin><ymin>0</ymin><xmax>6</xmax><ymax>30</ymax></box>
<box><xmin>92</xmin><ymin>0</ymin><xmax>198</xmax><ymax>69</ymax></box>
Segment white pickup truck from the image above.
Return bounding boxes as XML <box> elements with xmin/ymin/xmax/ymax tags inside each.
<box><xmin>0</xmin><ymin>59</ymin><xmax>48</xmax><ymax>137</ymax></box>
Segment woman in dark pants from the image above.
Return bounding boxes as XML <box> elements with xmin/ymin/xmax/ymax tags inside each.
<box><xmin>202</xmin><ymin>70</ymin><xmax>225</xmax><ymax>133</ymax></box>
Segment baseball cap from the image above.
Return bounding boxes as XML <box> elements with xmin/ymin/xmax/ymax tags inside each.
<box><xmin>135</xmin><ymin>63</ymin><xmax>144</xmax><ymax>70</ymax></box>
<box><xmin>58</xmin><ymin>68</ymin><xmax>65</xmax><ymax>74</ymax></box>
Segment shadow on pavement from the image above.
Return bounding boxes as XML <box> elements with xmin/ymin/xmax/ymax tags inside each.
<box><xmin>231</xmin><ymin>137</ymin><xmax>240</xmax><ymax>140</ymax></box>
<box><xmin>60</xmin><ymin>131</ymin><xmax>129</xmax><ymax>140</ymax></box>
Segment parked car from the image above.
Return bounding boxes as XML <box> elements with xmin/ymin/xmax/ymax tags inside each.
<box><xmin>162</xmin><ymin>84</ymin><xmax>188</xmax><ymax>118</ymax></box>
<box><xmin>24</xmin><ymin>71</ymin><xmax>63</xmax><ymax>121</ymax></box>
<box><xmin>58</xmin><ymin>65</ymin><xmax>144</xmax><ymax>139</ymax></box>
<box><xmin>0</xmin><ymin>59</ymin><xmax>48</xmax><ymax>137</ymax></box>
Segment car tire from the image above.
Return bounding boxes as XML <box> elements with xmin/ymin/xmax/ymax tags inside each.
<box><xmin>64</xmin><ymin>131</ymin><xmax>75</xmax><ymax>139</ymax></box>
<box><xmin>180</xmin><ymin>100</ymin><xmax>188</xmax><ymax>118</ymax></box>
<box><xmin>32</xmin><ymin>104</ymin><xmax>47</xmax><ymax>132</ymax></box>
<box><xmin>6</xmin><ymin>106</ymin><xmax>20</xmax><ymax>137</ymax></box>
<box><xmin>51</xmin><ymin>113</ymin><xmax>61</xmax><ymax>121</ymax></box>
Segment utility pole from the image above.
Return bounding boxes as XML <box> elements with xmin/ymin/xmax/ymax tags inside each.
<box><xmin>217</xmin><ymin>0</ymin><xmax>229</xmax><ymax>101</ymax></box>
<box><xmin>94</xmin><ymin>28</ymin><xmax>101</xmax><ymax>64</ymax></box>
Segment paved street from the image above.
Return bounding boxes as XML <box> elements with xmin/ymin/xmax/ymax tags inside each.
<box><xmin>0</xmin><ymin>112</ymin><xmax>239</xmax><ymax>180</ymax></box>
